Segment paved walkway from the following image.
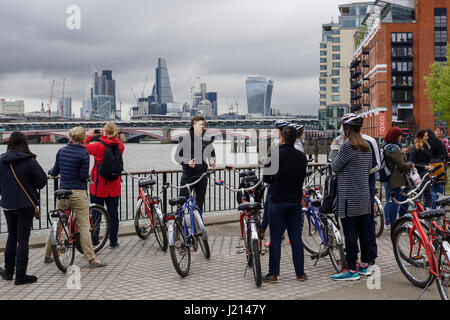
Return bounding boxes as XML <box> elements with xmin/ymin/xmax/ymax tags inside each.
<box><xmin>0</xmin><ymin>215</ymin><xmax>443</xmax><ymax>300</ymax></box>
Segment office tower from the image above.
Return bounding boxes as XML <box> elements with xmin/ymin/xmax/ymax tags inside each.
<box><xmin>318</xmin><ymin>2</ymin><xmax>373</xmax><ymax>134</ymax></box>
<box><xmin>245</xmin><ymin>75</ymin><xmax>273</xmax><ymax>116</ymax></box>
<box><xmin>206</xmin><ymin>92</ymin><xmax>218</xmax><ymax>116</ymax></box>
<box><xmin>350</xmin><ymin>0</ymin><xmax>449</xmax><ymax>138</ymax></box>
<box><xmin>89</xmin><ymin>69</ymin><xmax>116</xmax><ymax>119</ymax></box>
<box><xmin>0</xmin><ymin>99</ymin><xmax>24</xmax><ymax>115</ymax></box>
<box><xmin>56</xmin><ymin>96</ymin><xmax>72</xmax><ymax>118</ymax></box>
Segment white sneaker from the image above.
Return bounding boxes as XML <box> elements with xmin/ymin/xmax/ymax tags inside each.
<box><xmin>384</xmin><ymin>224</ymin><xmax>391</xmax><ymax>230</ymax></box>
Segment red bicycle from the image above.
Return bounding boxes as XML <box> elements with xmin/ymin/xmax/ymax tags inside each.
<box><xmin>391</xmin><ymin>167</ymin><xmax>450</xmax><ymax>300</ymax></box>
<box><xmin>126</xmin><ymin>170</ymin><xmax>168</xmax><ymax>250</ymax></box>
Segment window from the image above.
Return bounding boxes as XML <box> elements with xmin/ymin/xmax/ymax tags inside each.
<box><xmin>332</xmin><ymin>87</ymin><xmax>340</xmax><ymax>93</ymax></box>
<box><xmin>392</xmin><ymin>90</ymin><xmax>414</xmax><ymax>102</ymax></box>
<box><xmin>332</xmin><ymin>29</ymin><xmax>340</xmax><ymax>35</ymax></box>
<box><xmin>320</xmin><ymin>58</ymin><xmax>327</xmax><ymax>63</ymax></box>
<box><xmin>332</xmin><ymin>95</ymin><xmax>340</xmax><ymax>101</ymax></box>
<box><xmin>333</xmin><ymin>45</ymin><xmax>340</xmax><ymax>51</ymax></box>
<box><xmin>392</xmin><ymin>61</ymin><xmax>413</xmax><ymax>72</ymax></box>
<box><xmin>320</xmin><ymin>51</ymin><xmax>327</xmax><ymax>56</ymax></box>
<box><xmin>332</xmin><ymin>78</ymin><xmax>340</xmax><ymax>84</ymax></box>
<box><xmin>332</xmin><ymin>54</ymin><xmax>341</xmax><ymax>60</ymax></box>
<box><xmin>435</xmin><ymin>8</ymin><xmax>447</xmax><ymax>28</ymax></box>
<box><xmin>332</xmin><ymin>62</ymin><xmax>340</xmax><ymax>68</ymax></box>
<box><xmin>320</xmin><ymin>72</ymin><xmax>328</xmax><ymax>77</ymax></box>
<box><xmin>391</xmin><ymin>32</ymin><xmax>413</xmax><ymax>43</ymax></box>
<box><xmin>320</xmin><ymin>43</ymin><xmax>327</xmax><ymax>48</ymax></box>
<box><xmin>320</xmin><ymin>102</ymin><xmax>326</xmax><ymax>106</ymax></box>
<box><xmin>332</xmin><ymin>69</ymin><xmax>340</xmax><ymax>76</ymax></box>
<box><xmin>435</xmin><ymin>45</ymin><xmax>447</xmax><ymax>58</ymax></box>
<box><xmin>392</xmin><ymin>47</ymin><xmax>413</xmax><ymax>57</ymax></box>
<box><xmin>320</xmin><ymin>65</ymin><xmax>327</xmax><ymax>70</ymax></box>
<box><xmin>320</xmin><ymin>87</ymin><xmax>326</xmax><ymax>92</ymax></box>
<box><xmin>320</xmin><ymin>78</ymin><xmax>326</xmax><ymax>84</ymax></box>
<box><xmin>333</xmin><ymin>37</ymin><xmax>340</xmax><ymax>43</ymax></box>
<box><xmin>320</xmin><ymin>94</ymin><xmax>326</xmax><ymax>99</ymax></box>
<box><xmin>435</xmin><ymin>30</ymin><xmax>447</xmax><ymax>43</ymax></box>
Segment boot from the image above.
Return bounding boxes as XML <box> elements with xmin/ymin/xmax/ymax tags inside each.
<box><xmin>0</xmin><ymin>253</ymin><xmax>15</xmax><ymax>281</ymax></box>
<box><xmin>15</xmin><ymin>257</ymin><xmax>37</xmax><ymax>285</ymax></box>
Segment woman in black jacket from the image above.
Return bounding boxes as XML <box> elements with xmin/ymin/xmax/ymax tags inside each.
<box><xmin>426</xmin><ymin>129</ymin><xmax>448</xmax><ymax>208</ymax></box>
<box><xmin>0</xmin><ymin>132</ymin><xmax>47</xmax><ymax>285</ymax></box>
<box><xmin>409</xmin><ymin>129</ymin><xmax>432</xmax><ymax>208</ymax></box>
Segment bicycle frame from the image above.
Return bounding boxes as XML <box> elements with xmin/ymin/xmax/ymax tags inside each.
<box><xmin>136</xmin><ymin>185</ymin><xmax>164</xmax><ymax>229</ymax></box>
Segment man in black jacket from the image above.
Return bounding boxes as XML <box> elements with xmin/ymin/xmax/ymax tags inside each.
<box><xmin>175</xmin><ymin>116</ymin><xmax>216</xmax><ymax>211</ymax></box>
<box><xmin>262</xmin><ymin>125</ymin><xmax>307</xmax><ymax>282</ymax></box>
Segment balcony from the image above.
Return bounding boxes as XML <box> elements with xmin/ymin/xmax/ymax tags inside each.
<box><xmin>362</xmin><ymin>47</ymin><xmax>369</xmax><ymax>55</ymax></box>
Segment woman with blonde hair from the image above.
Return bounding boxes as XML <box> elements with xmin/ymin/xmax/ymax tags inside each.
<box><xmin>86</xmin><ymin>122</ymin><xmax>124</xmax><ymax>249</ymax></box>
<box><xmin>44</xmin><ymin>126</ymin><xmax>106</xmax><ymax>268</ymax></box>
<box><xmin>409</xmin><ymin>129</ymin><xmax>432</xmax><ymax>208</ymax></box>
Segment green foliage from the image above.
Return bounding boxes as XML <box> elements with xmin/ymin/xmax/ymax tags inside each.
<box><xmin>424</xmin><ymin>43</ymin><xmax>450</xmax><ymax>122</ymax></box>
<box><xmin>354</xmin><ymin>25</ymin><xmax>367</xmax><ymax>49</ymax></box>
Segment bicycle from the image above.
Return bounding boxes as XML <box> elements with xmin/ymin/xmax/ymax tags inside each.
<box><xmin>125</xmin><ymin>170</ymin><xmax>168</xmax><ymax>250</ymax></box>
<box><xmin>391</xmin><ymin>167</ymin><xmax>450</xmax><ymax>300</ymax></box>
<box><xmin>49</xmin><ymin>189</ymin><xmax>110</xmax><ymax>273</ymax></box>
<box><xmin>301</xmin><ymin>165</ymin><xmax>346</xmax><ymax>273</ymax></box>
<box><xmin>373</xmin><ymin>193</ymin><xmax>384</xmax><ymax>237</ymax></box>
<box><xmin>162</xmin><ymin>171</ymin><xmax>213</xmax><ymax>277</ymax></box>
<box><xmin>216</xmin><ymin>166</ymin><xmax>266</xmax><ymax>287</ymax></box>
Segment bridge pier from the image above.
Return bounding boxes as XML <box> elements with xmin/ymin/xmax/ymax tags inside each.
<box><xmin>161</xmin><ymin>127</ymin><xmax>171</xmax><ymax>144</ymax></box>
<box><xmin>120</xmin><ymin>133</ymin><xmax>127</xmax><ymax>143</ymax></box>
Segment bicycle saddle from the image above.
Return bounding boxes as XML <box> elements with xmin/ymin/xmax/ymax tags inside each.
<box><xmin>139</xmin><ymin>179</ymin><xmax>156</xmax><ymax>188</ymax></box>
<box><xmin>418</xmin><ymin>209</ymin><xmax>446</xmax><ymax>220</ymax></box>
<box><xmin>239</xmin><ymin>170</ymin><xmax>256</xmax><ymax>178</ymax></box>
<box><xmin>168</xmin><ymin>196</ymin><xmax>187</xmax><ymax>206</ymax></box>
<box><xmin>436</xmin><ymin>193</ymin><xmax>450</xmax><ymax>206</ymax></box>
<box><xmin>54</xmin><ymin>189</ymin><xmax>72</xmax><ymax>200</ymax></box>
<box><xmin>238</xmin><ymin>202</ymin><xmax>261</xmax><ymax>211</ymax></box>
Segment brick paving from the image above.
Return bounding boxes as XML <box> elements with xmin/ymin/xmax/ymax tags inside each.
<box><xmin>0</xmin><ymin>227</ymin><xmax>410</xmax><ymax>300</ymax></box>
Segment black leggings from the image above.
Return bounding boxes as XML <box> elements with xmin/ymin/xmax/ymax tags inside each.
<box><xmin>4</xmin><ymin>208</ymin><xmax>34</xmax><ymax>259</ymax></box>
<box><xmin>179</xmin><ymin>175</ymin><xmax>208</xmax><ymax>212</ymax></box>
<box><xmin>341</xmin><ymin>214</ymin><xmax>371</xmax><ymax>271</ymax></box>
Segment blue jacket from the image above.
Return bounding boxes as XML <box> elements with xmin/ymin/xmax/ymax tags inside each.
<box><xmin>0</xmin><ymin>150</ymin><xmax>47</xmax><ymax>210</ymax></box>
<box><xmin>49</xmin><ymin>142</ymin><xmax>90</xmax><ymax>190</ymax></box>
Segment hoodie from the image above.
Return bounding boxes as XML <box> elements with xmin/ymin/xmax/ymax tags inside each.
<box><xmin>0</xmin><ymin>149</ymin><xmax>47</xmax><ymax>210</ymax></box>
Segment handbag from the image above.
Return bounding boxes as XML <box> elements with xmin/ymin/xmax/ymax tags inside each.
<box><xmin>405</xmin><ymin>167</ymin><xmax>421</xmax><ymax>188</ymax></box>
<box><xmin>9</xmin><ymin>163</ymin><xmax>41</xmax><ymax>220</ymax></box>
<box><xmin>429</xmin><ymin>160</ymin><xmax>446</xmax><ymax>181</ymax></box>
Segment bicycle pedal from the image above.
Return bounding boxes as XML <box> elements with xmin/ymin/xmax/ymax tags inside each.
<box><xmin>310</xmin><ymin>253</ymin><xmax>319</xmax><ymax>260</ymax></box>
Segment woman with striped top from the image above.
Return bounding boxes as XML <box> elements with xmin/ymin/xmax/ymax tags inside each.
<box><xmin>329</xmin><ymin>115</ymin><xmax>372</xmax><ymax>281</ymax></box>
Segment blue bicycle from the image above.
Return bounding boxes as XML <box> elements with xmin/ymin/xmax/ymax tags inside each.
<box><xmin>302</xmin><ymin>165</ymin><xmax>345</xmax><ymax>273</ymax></box>
<box><xmin>163</xmin><ymin>171</ymin><xmax>213</xmax><ymax>277</ymax></box>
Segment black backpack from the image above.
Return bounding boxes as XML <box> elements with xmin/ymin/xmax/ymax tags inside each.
<box><xmin>236</xmin><ymin>173</ymin><xmax>265</xmax><ymax>205</ymax></box>
<box><xmin>378</xmin><ymin>144</ymin><xmax>396</xmax><ymax>182</ymax></box>
<box><xmin>97</xmin><ymin>141</ymin><xmax>123</xmax><ymax>181</ymax></box>
<box><xmin>320</xmin><ymin>173</ymin><xmax>337</xmax><ymax>213</ymax></box>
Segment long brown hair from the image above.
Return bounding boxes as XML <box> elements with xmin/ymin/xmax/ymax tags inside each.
<box><xmin>414</xmin><ymin>129</ymin><xmax>429</xmax><ymax>151</ymax></box>
<box><xmin>344</xmin><ymin>126</ymin><xmax>370</xmax><ymax>152</ymax></box>
<box><xmin>7</xmin><ymin>131</ymin><xmax>36</xmax><ymax>158</ymax></box>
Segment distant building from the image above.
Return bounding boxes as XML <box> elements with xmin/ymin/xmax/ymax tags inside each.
<box><xmin>96</xmin><ymin>95</ymin><xmax>113</xmax><ymax>120</ymax></box>
<box><xmin>56</xmin><ymin>96</ymin><xmax>72</xmax><ymax>118</ymax></box>
<box><xmin>0</xmin><ymin>99</ymin><xmax>25</xmax><ymax>115</ymax></box>
<box><xmin>245</xmin><ymin>75</ymin><xmax>273</xmax><ymax>116</ymax></box>
<box><xmin>87</xmin><ymin>69</ymin><xmax>116</xmax><ymax>120</ymax></box>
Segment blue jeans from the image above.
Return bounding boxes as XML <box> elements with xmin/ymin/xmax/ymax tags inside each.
<box><xmin>261</xmin><ymin>191</ymin><xmax>270</xmax><ymax>231</ymax></box>
<box><xmin>268</xmin><ymin>201</ymin><xmax>304</xmax><ymax>276</ymax></box>
<box><xmin>431</xmin><ymin>183</ymin><xmax>444</xmax><ymax>209</ymax></box>
<box><xmin>90</xmin><ymin>195</ymin><xmax>119</xmax><ymax>244</ymax></box>
<box><xmin>385</xmin><ymin>188</ymin><xmax>409</xmax><ymax>225</ymax></box>
<box><xmin>382</xmin><ymin>182</ymin><xmax>391</xmax><ymax>226</ymax></box>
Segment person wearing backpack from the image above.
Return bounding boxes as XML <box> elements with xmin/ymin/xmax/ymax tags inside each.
<box><xmin>86</xmin><ymin>122</ymin><xmax>124</xmax><ymax>249</ymax></box>
<box><xmin>382</xmin><ymin>127</ymin><xmax>414</xmax><ymax>226</ymax></box>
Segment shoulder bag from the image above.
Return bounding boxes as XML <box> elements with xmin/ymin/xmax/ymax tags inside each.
<box><xmin>9</xmin><ymin>163</ymin><xmax>40</xmax><ymax>220</ymax></box>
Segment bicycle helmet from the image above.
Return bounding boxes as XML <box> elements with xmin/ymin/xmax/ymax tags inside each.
<box><xmin>287</xmin><ymin>123</ymin><xmax>304</xmax><ymax>135</ymax></box>
<box><xmin>273</xmin><ymin>120</ymin><xmax>289</xmax><ymax>130</ymax></box>
<box><xmin>341</xmin><ymin>113</ymin><xmax>363</xmax><ymax>127</ymax></box>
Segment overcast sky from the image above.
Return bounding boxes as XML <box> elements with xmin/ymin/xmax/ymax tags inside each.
<box><xmin>0</xmin><ymin>0</ymin><xmax>345</xmax><ymax>118</ymax></box>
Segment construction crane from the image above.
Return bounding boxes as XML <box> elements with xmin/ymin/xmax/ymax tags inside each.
<box><xmin>141</xmin><ymin>76</ymin><xmax>149</xmax><ymax>100</ymax></box>
<box><xmin>48</xmin><ymin>80</ymin><xmax>55</xmax><ymax>117</ymax></box>
<box><xmin>60</xmin><ymin>78</ymin><xmax>66</xmax><ymax>117</ymax></box>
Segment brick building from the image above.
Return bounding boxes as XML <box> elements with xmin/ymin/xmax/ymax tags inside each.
<box><xmin>350</xmin><ymin>0</ymin><xmax>450</xmax><ymax>139</ymax></box>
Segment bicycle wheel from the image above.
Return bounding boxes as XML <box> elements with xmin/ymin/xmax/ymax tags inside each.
<box><xmin>393</xmin><ymin>224</ymin><xmax>433</xmax><ymax>288</ymax></box>
<box><xmin>390</xmin><ymin>215</ymin><xmax>413</xmax><ymax>243</ymax></box>
<box><xmin>326</xmin><ymin>219</ymin><xmax>345</xmax><ymax>273</ymax></box>
<box><xmin>374</xmin><ymin>200</ymin><xmax>384</xmax><ymax>238</ymax></box>
<box><xmin>135</xmin><ymin>199</ymin><xmax>152</xmax><ymax>239</ymax></box>
<box><xmin>169</xmin><ymin>217</ymin><xmax>191</xmax><ymax>277</ymax></box>
<box><xmin>193</xmin><ymin>208</ymin><xmax>210</xmax><ymax>259</ymax></box>
<box><xmin>52</xmin><ymin>217</ymin><xmax>75</xmax><ymax>273</ymax></box>
<box><xmin>302</xmin><ymin>209</ymin><xmax>325</xmax><ymax>256</ymax></box>
<box><xmin>152</xmin><ymin>204</ymin><xmax>168</xmax><ymax>251</ymax></box>
<box><xmin>251</xmin><ymin>238</ymin><xmax>262</xmax><ymax>287</ymax></box>
<box><xmin>436</xmin><ymin>240</ymin><xmax>450</xmax><ymax>300</ymax></box>
<box><xmin>243</xmin><ymin>219</ymin><xmax>253</xmax><ymax>268</ymax></box>
<box><xmin>75</xmin><ymin>205</ymin><xmax>110</xmax><ymax>254</ymax></box>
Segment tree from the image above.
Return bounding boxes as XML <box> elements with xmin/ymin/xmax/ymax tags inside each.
<box><xmin>424</xmin><ymin>43</ymin><xmax>450</xmax><ymax>123</ymax></box>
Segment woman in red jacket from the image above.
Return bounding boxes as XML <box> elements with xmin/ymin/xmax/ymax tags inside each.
<box><xmin>86</xmin><ymin>122</ymin><xmax>124</xmax><ymax>249</ymax></box>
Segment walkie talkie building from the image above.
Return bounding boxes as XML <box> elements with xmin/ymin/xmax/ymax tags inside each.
<box><xmin>245</xmin><ymin>75</ymin><xmax>273</xmax><ymax>116</ymax></box>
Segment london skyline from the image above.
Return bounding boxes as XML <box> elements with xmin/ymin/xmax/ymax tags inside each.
<box><xmin>0</xmin><ymin>0</ymin><xmax>345</xmax><ymax>117</ymax></box>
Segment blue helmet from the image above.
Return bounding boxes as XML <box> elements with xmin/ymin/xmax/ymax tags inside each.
<box><xmin>274</xmin><ymin>120</ymin><xmax>290</xmax><ymax>130</ymax></box>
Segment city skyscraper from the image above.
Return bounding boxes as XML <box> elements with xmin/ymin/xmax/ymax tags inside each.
<box><xmin>245</xmin><ymin>75</ymin><xmax>273</xmax><ymax>116</ymax></box>
<box><xmin>56</xmin><ymin>96</ymin><xmax>72</xmax><ymax>118</ymax></box>
<box><xmin>318</xmin><ymin>2</ymin><xmax>373</xmax><ymax>134</ymax></box>
<box><xmin>86</xmin><ymin>69</ymin><xmax>116</xmax><ymax>120</ymax></box>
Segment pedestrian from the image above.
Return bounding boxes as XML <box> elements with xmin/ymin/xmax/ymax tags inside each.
<box><xmin>174</xmin><ymin>116</ymin><xmax>216</xmax><ymax>211</ymax></box>
<box><xmin>287</xmin><ymin>123</ymin><xmax>305</xmax><ymax>153</ymax></box>
<box><xmin>44</xmin><ymin>126</ymin><xmax>106</xmax><ymax>268</ymax></box>
<box><xmin>329</xmin><ymin>114</ymin><xmax>372</xmax><ymax>281</ymax></box>
<box><xmin>259</xmin><ymin>120</ymin><xmax>290</xmax><ymax>244</ymax></box>
<box><xmin>86</xmin><ymin>122</ymin><xmax>124</xmax><ymax>249</ymax></box>
<box><xmin>409</xmin><ymin>129</ymin><xmax>432</xmax><ymax>209</ymax></box>
<box><xmin>427</xmin><ymin>128</ymin><xmax>448</xmax><ymax>208</ymax></box>
<box><xmin>0</xmin><ymin>132</ymin><xmax>47</xmax><ymax>285</ymax></box>
<box><xmin>435</xmin><ymin>125</ymin><xmax>450</xmax><ymax>160</ymax></box>
<box><xmin>262</xmin><ymin>125</ymin><xmax>307</xmax><ymax>283</ymax></box>
<box><xmin>383</xmin><ymin>127</ymin><xmax>414</xmax><ymax>225</ymax></box>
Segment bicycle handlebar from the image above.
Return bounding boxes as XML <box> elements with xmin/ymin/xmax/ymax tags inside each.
<box><xmin>162</xmin><ymin>171</ymin><xmax>214</xmax><ymax>191</ymax></box>
<box><xmin>391</xmin><ymin>171</ymin><xmax>445</xmax><ymax>205</ymax></box>
<box><xmin>215</xmin><ymin>178</ymin><xmax>264</xmax><ymax>193</ymax></box>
